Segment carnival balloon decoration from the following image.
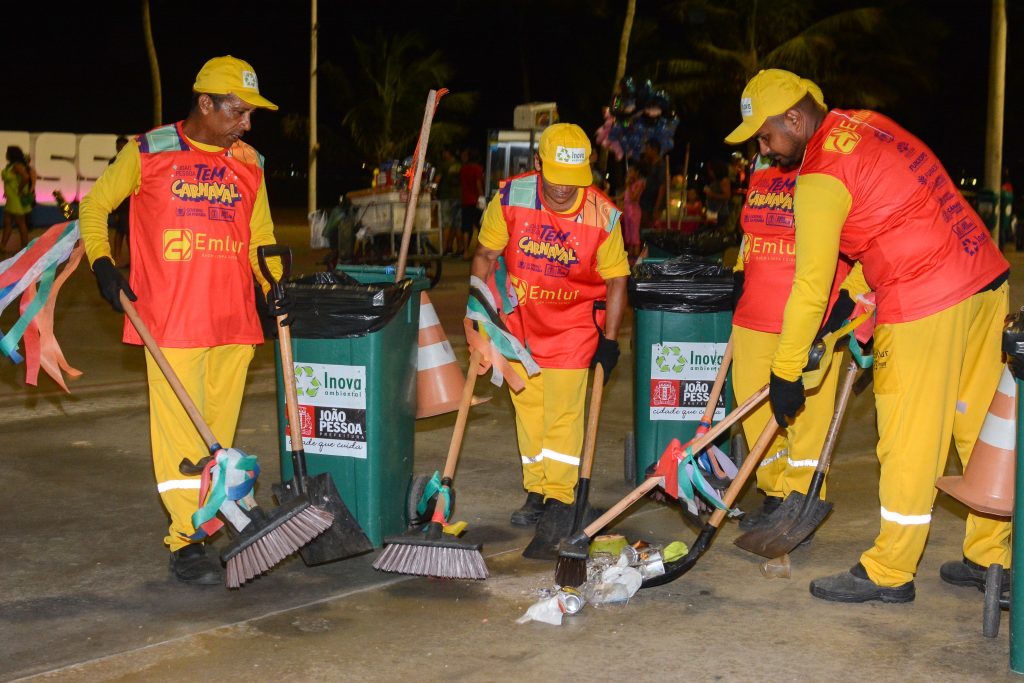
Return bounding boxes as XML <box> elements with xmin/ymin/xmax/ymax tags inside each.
<box><xmin>596</xmin><ymin>77</ymin><xmax>679</xmax><ymax>162</ymax></box>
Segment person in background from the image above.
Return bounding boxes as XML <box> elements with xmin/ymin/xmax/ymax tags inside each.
<box><xmin>638</xmin><ymin>140</ymin><xmax>666</xmax><ymax>230</ymax></box>
<box><xmin>78</xmin><ymin>56</ymin><xmax>286</xmax><ymax>586</ymax></box>
<box><xmin>1</xmin><ymin>146</ymin><xmax>33</xmax><ymax>253</ymax></box>
<box><xmin>704</xmin><ymin>159</ymin><xmax>732</xmax><ymax>228</ymax></box>
<box><xmin>726</xmin><ymin>68</ymin><xmax>1010</xmax><ymax>604</ymax></box>
<box><xmin>732</xmin><ymin>153</ymin><xmax>863</xmax><ymax>532</ymax></box>
<box><xmin>727</xmin><ymin>152</ymin><xmax>748</xmax><ymax>237</ymax></box>
<box><xmin>470</xmin><ymin>123</ymin><xmax>629</xmax><ymax>559</ymax></box>
<box><xmin>684</xmin><ymin>187</ymin><xmax>704</xmax><ymax>217</ymax></box>
<box><xmin>458</xmin><ymin>147</ymin><xmax>484</xmax><ymax>258</ymax></box>
<box><xmin>437</xmin><ymin>148</ymin><xmax>462</xmax><ymax>256</ymax></box>
<box><xmin>621</xmin><ymin>162</ymin><xmax>644</xmax><ymax>258</ymax></box>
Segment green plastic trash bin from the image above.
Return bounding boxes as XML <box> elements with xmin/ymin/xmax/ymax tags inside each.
<box><xmin>627</xmin><ymin>256</ymin><xmax>734</xmax><ymax>485</ymax></box>
<box><xmin>274</xmin><ymin>265</ymin><xmax>430</xmax><ymax>547</ymax></box>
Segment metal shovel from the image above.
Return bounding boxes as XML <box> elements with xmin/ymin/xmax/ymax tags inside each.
<box><xmin>732</xmin><ymin>357</ymin><xmax>860</xmax><ymax>558</ymax></box>
<box><xmin>259</xmin><ymin>245</ymin><xmax>374</xmax><ymax>565</ymax></box>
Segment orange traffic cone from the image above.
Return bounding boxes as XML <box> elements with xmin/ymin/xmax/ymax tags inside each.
<box><xmin>936</xmin><ymin>366</ymin><xmax>1017</xmax><ymax>517</ymax></box>
<box><xmin>416</xmin><ymin>292</ymin><xmax>469</xmax><ymax>418</ymax></box>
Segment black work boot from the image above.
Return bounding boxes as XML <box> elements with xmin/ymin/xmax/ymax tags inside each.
<box><xmin>170</xmin><ymin>544</ymin><xmax>221</xmax><ymax>586</ymax></box>
<box><xmin>510</xmin><ymin>491</ymin><xmax>546</xmax><ymax>527</ymax></box>
<box><xmin>522</xmin><ymin>499</ymin><xmax>576</xmax><ymax>560</ymax></box>
<box><xmin>809</xmin><ymin>562</ymin><xmax>915</xmax><ymax>603</ymax></box>
<box><xmin>940</xmin><ymin>557</ymin><xmax>1012</xmax><ymax>592</ymax></box>
<box><xmin>738</xmin><ymin>495</ymin><xmax>783</xmax><ymax>531</ymax></box>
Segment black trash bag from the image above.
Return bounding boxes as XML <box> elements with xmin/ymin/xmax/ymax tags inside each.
<box><xmin>643</xmin><ymin>228</ymin><xmax>733</xmax><ymax>258</ymax></box>
<box><xmin>303</xmin><ymin>269</ymin><xmax>362</xmax><ymax>286</ymax></box>
<box><xmin>629</xmin><ymin>254</ymin><xmax>734</xmax><ymax>313</ymax></box>
<box><xmin>285</xmin><ymin>272</ymin><xmax>414</xmax><ymax>339</ymax></box>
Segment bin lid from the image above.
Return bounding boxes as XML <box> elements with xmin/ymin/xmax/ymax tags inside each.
<box><xmin>336</xmin><ymin>264</ymin><xmax>431</xmax><ymax>292</ymax></box>
<box><xmin>285</xmin><ymin>272</ymin><xmax>415</xmax><ymax>339</ymax></box>
<box><xmin>629</xmin><ymin>254</ymin><xmax>733</xmax><ymax>313</ymax></box>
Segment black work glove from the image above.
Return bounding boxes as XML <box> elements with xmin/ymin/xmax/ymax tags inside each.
<box><xmin>590</xmin><ymin>334</ymin><xmax>620</xmax><ymax>384</ymax></box>
<box><xmin>815</xmin><ymin>290</ymin><xmax>855</xmax><ymax>342</ymax></box>
<box><xmin>92</xmin><ymin>257</ymin><xmax>136</xmax><ymax>312</ymax></box>
<box><xmin>769</xmin><ymin>371</ymin><xmax>805</xmax><ymax>427</ymax></box>
<box><xmin>266</xmin><ymin>287</ymin><xmax>294</xmax><ymax>327</ymax></box>
<box><xmin>732</xmin><ymin>270</ymin><xmax>744</xmax><ymax>311</ymax></box>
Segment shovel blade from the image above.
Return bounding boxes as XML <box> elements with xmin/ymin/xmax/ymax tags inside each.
<box><xmin>733</xmin><ymin>492</ymin><xmax>833</xmax><ymax>558</ymax></box>
<box><xmin>273</xmin><ymin>473</ymin><xmax>374</xmax><ymax>565</ymax></box>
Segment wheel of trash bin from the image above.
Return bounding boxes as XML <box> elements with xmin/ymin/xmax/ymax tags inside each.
<box><xmin>983</xmin><ymin>563</ymin><xmax>1005</xmax><ymax>638</ymax></box>
<box><xmin>624</xmin><ymin>431</ymin><xmax>636</xmax><ymax>484</ymax></box>
<box><xmin>407</xmin><ymin>473</ymin><xmax>435</xmax><ymax>528</ymax></box>
<box><xmin>730</xmin><ymin>431</ymin><xmax>748</xmax><ymax>470</ymax></box>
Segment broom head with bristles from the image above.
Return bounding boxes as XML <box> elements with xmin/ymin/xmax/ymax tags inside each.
<box><xmin>373</xmin><ymin>501</ymin><xmax>488</xmax><ymax>580</ymax></box>
<box><xmin>220</xmin><ymin>495</ymin><xmax>334</xmax><ymax>589</ymax></box>
<box><xmin>554</xmin><ymin>531</ymin><xmax>590</xmax><ymax>588</ymax></box>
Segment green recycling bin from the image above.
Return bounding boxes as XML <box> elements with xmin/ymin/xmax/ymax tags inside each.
<box><xmin>627</xmin><ymin>256</ymin><xmax>734</xmax><ymax>485</ymax></box>
<box><xmin>274</xmin><ymin>265</ymin><xmax>429</xmax><ymax>547</ymax></box>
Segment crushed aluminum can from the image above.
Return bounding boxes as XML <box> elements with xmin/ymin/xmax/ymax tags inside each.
<box><xmin>638</xmin><ymin>548</ymin><xmax>665</xmax><ymax>579</ymax></box>
<box><xmin>557</xmin><ymin>587</ymin><xmax>585</xmax><ymax>615</ymax></box>
<box><xmin>622</xmin><ymin>543</ymin><xmax>665</xmax><ymax>579</ymax></box>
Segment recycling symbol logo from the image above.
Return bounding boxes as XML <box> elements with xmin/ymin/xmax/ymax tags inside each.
<box><xmin>294</xmin><ymin>365</ymin><xmax>321</xmax><ymax>398</ymax></box>
<box><xmin>656</xmin><ymin>345</ymin><xmax>686</xmax><ymax>373</ymax></box>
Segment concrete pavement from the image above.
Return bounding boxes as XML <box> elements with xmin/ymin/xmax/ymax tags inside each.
<box><xmin>2</xmin><ymin>212</ymin><xmax>1023</xmax><ymax>681</ymax></box>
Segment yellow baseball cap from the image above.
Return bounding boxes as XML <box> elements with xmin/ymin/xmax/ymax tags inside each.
<box><xmin>538</xmin><ymin>123</ymin><xmax>593</xmax><ymax>187</ymax></box>
<box><xmin>724</xmin><ymin>69</ymin><xmax>825</xmax><ymax>144</ymax></box>
<box><xmin>193</xmin><ymin>55</ymin><xmax>278</xmax><ymax>111</ymax></box>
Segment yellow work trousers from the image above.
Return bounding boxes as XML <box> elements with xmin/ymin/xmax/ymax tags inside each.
<box><xmin>509</xmin><ymin>364</ymin><xmax>589</xmax><ymax>505</ymax></box>
<box><xmin>861</xmin><ymin>284</ymin><xmax>1010</xmax><ymax>587</ymax></box>
<box><xmin>145</xmin><ymin>344</ymin><xmax>255</xmax><ymax>551</ymax></box>
<box><xmin>732</xmin><ymin>325</ymin><xmax>843</xmax><ymax>498</ymax></box>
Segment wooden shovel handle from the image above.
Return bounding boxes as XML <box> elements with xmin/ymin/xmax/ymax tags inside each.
<box><xmin>276</xmin><ymin>317</ymin><xmax>304</xmax><ymax>453</ymax></box>
<box><xmin>442</xmin><ymin>349</ymin><xmax>483</xmax><ymax>481</ymax></box>
<box><xmin>256</xmin><ymin>246</ymin><xmax>304</xmax><ymax>453</ymax></box>
<box><xmin>813</xmin><ymin>358</ymin><xmax>860</xmax><ymax>475</ymax></box>
<box><xmin>120</xmin><ymin>292</ymin><xmax>218</xmax><ymax>452</ymax></box>
<box><xmin>581</xmin><ymin>383</ymin><xmax>769</xmax><ymax>538</ymax></box>
<box><xmin>579</xmin><ymin>365</ymin><xmax>604</xmax><ymax>480</ymax></box>
<box><xmin>707</xmin><ymin>418</ymin><xmax>779</xmax><ymax>528</ymax></box>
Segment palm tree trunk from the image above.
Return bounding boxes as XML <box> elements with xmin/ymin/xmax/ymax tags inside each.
<box><xmin>142</xmin><ymin>0</ymin><xmax>162</xmax><ymax>127</ymax></box>
<box><xmin>601</xmin><ymin>0</ymin><xmax>637</xmax><ymax>177</ymax></box>
<box><xmin>612</xmin><ymin>0</ymin><xmax>637</xmax><ymax>102</ymax></box>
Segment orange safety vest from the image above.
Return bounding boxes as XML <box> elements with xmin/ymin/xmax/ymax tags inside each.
<box><xmin>125</xmin><ymin>122</ymin><xmax>264</xmax><ymax>347</ymax></box>
<box><xmin>735</xmin><ymin>161</ymin><xmax>850</xmax><ymax>333</ymax></box>
<box><xmin>801</xmin><ymin>109</ymin><xmax>1008</xmax><ymax>324</ymax></box>
<box><xmin>496</xmin><ymin>172</ymin><xmax>620</xmax><ymax>368</ymax></box>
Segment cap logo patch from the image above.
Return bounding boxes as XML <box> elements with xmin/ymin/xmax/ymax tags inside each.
<box><xmin>740</xmin><ymin>97</ymin><xmax>753</xmax><ymax>117</ymax></box>
<box><xmin>554</xmin><ymin>145</ymin><xmax>587</xmax><ymax>165</ymax></box>
<box><xmin>242</xmin><ymin>70</ymin><xmax>259</xmax><ymax>90</ymax></box>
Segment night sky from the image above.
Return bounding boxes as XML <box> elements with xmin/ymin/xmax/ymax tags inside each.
<box><xmin>6</xmin><ymin>1</ymin><xmax>1022</xmax><ymax>204</ymax></box>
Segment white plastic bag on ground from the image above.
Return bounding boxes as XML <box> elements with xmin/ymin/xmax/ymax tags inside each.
<box><xmin>516</xmin><ymin>596</ymin><xmax>563</xmax><ymax>625</ymax></box>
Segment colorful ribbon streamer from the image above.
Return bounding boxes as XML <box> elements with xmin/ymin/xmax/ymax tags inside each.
<box><xmin>0</xmin><ymin>221</ymin><xmax>83</xmax><ymax>391</ymax></box>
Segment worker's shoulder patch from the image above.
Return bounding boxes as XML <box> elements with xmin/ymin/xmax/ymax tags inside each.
<box><xmin>139</xmin><ymin>125</ymin><xmax>186</xmax><ymax>154</ymax></box>
<box><xmin>229</xmin><ymin>141</ymin><xmax>264</xmax><ymax>168</ymax></box>
<box><xmin>506</xmin><ymin>176</ymin><xmax>538</xmax><ymax>209</ymax></box>
<box><xmin>583</xmin><ymin>191</ymin><xmax>621</xmax><ymax>233</ymax></box>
